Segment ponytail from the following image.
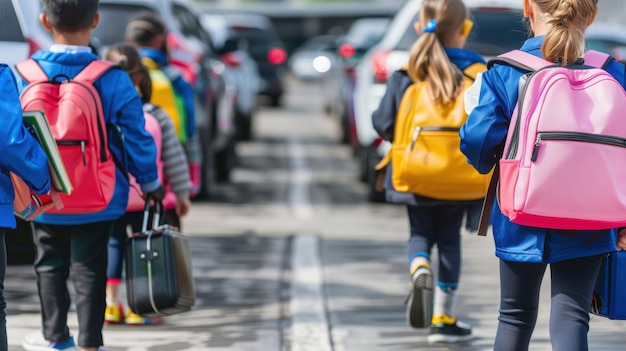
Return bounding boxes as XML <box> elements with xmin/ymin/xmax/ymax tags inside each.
<box><xmin>408</xmin><ymin>0</ymin><xmax>467</xmax><ymax>105</ymax></box>
<box><xmin>535</xmin><ymin>0</ymin><xmax>598</xmax><ymax>65</ymax></box>
<box><xmin>105</xmin><ymin>43</ymin><xmax>153</xmax><ymax>102</ymax></box>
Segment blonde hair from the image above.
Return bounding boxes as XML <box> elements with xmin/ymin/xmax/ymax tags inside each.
<box><xmin>408</xmin><ymin>0</ymin><xmax>468</xmax><ymax>105</ymax></box>
<box><xmin>534</xmin><ymin>0</ymin><xmax>598</xmax><ymax>65</ymax></box>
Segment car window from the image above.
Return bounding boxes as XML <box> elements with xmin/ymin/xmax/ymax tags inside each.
<box><xmin>92</xmin><ymin>4</ymin><xmax>154</xmax><ymax>47</ymax></box>
<box><xmin>345</xmin><ymin>19</ymin><xmax>389</xmax><ymax>49</ymax></box>
<box><xmin>586</xmin><ymin>39</ymin><xmax>625</xmax><ymax>55</ymax></box>
<box><xmin>230</xmin><ymin>27</ymin><xmax>281</xmax><ymax>58</ymax></box>
<box><xmin>396</xmin><ymin>9</ymin><xmax>527</xmax><ymax>57</ymax></box>
<box><xmin>172</xmin><ymin>4</ymin><xmax>216</xmax><ymax>53</ymax></box>
<box><xmin>0</xmin><ymin>1</ymin><xmax>25</xmax><ymax>42</ymax></box>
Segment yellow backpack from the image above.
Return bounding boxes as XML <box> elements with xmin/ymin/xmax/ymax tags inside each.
<box><xmin>142</xmin><ymin>57</ymin><xmax>188</xmax><ymax>143</ymax></box>
<box><xmin>379</xmin><ymin>63</ymin><xmax>491</xmax><ymax>200</ymax></box>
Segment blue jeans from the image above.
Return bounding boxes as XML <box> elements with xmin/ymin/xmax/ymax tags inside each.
<box><xmin>107</xmin><ymin>211</ymin><xmax>144</xmax><ymax>280</ymax></box>
<box><xmin>407</xmin><ymin>205</ymin><xmax>465</xmax><ymax>286</ymax></box>
<box><xmin>494</xmin><ymin>255</ymin><xmax>603</xmax><ymax>351</ymax></box>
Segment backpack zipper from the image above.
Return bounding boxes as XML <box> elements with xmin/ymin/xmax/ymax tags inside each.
<box><xmin>410</xmin><ymin>126</ymin><xmax>459</xmax><ymax>150</ymax></box>
<box><xmin>57</xmin><ymin>140</ymin><xmax>88</xmax><ymax>166</ymax></box>
<box><xmin>531</xmin><ymin>131</ymin><xmax>626</xmax><ymax>162</ymax></box>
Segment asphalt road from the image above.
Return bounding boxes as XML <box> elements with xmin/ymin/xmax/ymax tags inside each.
<box><xmin>5</xmin><ymin>77</ymin><xmax>626</xmax><ymax>350</ymax></box>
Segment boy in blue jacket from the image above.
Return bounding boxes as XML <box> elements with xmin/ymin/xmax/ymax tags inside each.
<box><xmin>0</xmin><ymin>65</ymin><xmax>50</xmax><ymax>351</ymax></box>
<box><xmin>20</xmin><ymin>1</ymin><xmax>164</xmax><ymax>350</ymax></box>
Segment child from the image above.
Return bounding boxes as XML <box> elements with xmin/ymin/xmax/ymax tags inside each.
<box><xmin>103</xmin><ymin>42</ymin><xmax>192</xmax><ymax>326</ymax></box>
<box><xmin>20</xmin><ymin>1</ymin><xmax>163</xmax><ymax>350</ymax></box>
<box><xmin>125</xmin><ymin>11</ymin><xmax>203</xmax><ymax>215</ymax></box>
<box><xmin>0</xmin><ymin>65</ymin><xmax>51</xmax><ymax>351</ymax></box>
<box><xmin>460</xmin><ymin>0</ymin><xmax>626</xmax><ymax>349</ymax></box>
<box><xmin>371</xmin><ymin>0</ymin><xmax>483</xmax><ymax>344</ymax></box>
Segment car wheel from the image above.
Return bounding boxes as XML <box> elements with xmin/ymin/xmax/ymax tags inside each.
<box><xmin>366</xmin><ymin>153</ymin><xmax>386</xmax><ymax>203</ymax></box>
<box><xmin>215</xmin><ymin>139</ymin><xmax>237</xmax><ymax>182</ymax></box>
<box><xmin>236</xmin><ymin>109</ymin><xmax>253</xmax><ymax>141</ymax></box>
<box><xmin>269</xmin><ymin>94</ymin><xmax>282</xmax><ymax>107</ymax></box>
<box><xmin>195</xmin><ymin>110</ymin><xmax>215</xmax><ymax>200</ymax></box>
<box><xmin>340</xmin><ymin>110</ymin><xmax>350</xmax><ymax>144</ymax></box>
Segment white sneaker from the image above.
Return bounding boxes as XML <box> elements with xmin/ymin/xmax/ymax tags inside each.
<box><xmin>22</xmin><ymin>331</ymin><xmax>77</xmax><ymax>351</ymax></box>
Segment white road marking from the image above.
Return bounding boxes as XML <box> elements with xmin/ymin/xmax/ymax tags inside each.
<box><xmin>288</xmin><ymin>138</ymin><xmax>313</xmax><ymax>219</ymax></box>
<box><xmin>290</xmin><ymin>234</ymin><xmax>333</xmax><ymax>351</ymax></box>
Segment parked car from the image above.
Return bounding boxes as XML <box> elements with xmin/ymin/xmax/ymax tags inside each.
<box><xmin>208</xmin><ymin>12</ymin><xmax>288</xmax><ymax>107</ymax></box>
<box><xmin>92</xmin><ymin>0</ymin><xmax>238</xmax><ymax>192</ymax></box>
<box><xmin>326</xmin><ymin>17</ymin><xmax>390</xmax><ymax>145</ymax></box>
<box><xmin>585</xmin><ymin>22</ymin><xmax>626</xmax><ymax>55</ymax></box>
<box><xmin>352</xmin><ymin>0</ymin><xmax>527</xmax><ymax>201</ymax></box>
<box><xmin>288</xmin><ymin>34</ymin><xmax>341</xmax><ymax>81</ymax></box>
<box><xmin>200</xmin><ymin>12</ymin><xmax>262</xmax><ymax>141</ymax></box>
<box><xmin>0</xmin><ymin>0</ymin><xmax>48</xmax><ymax>75</ymax></box>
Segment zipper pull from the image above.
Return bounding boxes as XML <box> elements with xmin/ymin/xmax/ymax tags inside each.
<box><xmin>410</xmin><ymin>127</ymin><xmax>421</xmax><ymax>151</ymax></box>
<box><xmin>531</xmin><ymin>135</ymin><xmax>541</xmax><ymax>162</ymax></box>
<box><xmin>81</xmin><ymin>141</ymin><xmax>86</xmax><ymax>166</ymax></box>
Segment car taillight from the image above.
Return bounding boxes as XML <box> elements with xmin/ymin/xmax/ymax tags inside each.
<box><xmin>373</xmin><ymin>137</ymin><xmax>383</xmax><ymax>148</ymax></box>
<box><xmin>27</xmin><ymin>38</ymin><xmax>42</xmax><ymax>57</ymax></box>
<box><xmin>343</xmin><ymin>65</ymin><xmax>357</xmax><ymax>80</ymax></box>
<box><xmin>372</xmin><ymin>50</ymin><xmax>391</xmax><ymax>83</ymax></box>
<box><xmin>221</xmin><ymin>52</ymin><xmax>242</xmax><ymax>68</ymax></box>
<box><xmin>339</xmin><ymin>43</ymin><xmax>356</xmax><ymax>59</ymax></box>
<box><xmin>267</xmin><ymin>47</ymin><xmax>287</xmax><ymax>65</ymax></box>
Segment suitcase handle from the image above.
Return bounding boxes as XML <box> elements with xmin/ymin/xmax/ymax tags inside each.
<box><xmin>141</xmin><ymin>200</ymin><xmax>163</xmax><ymax>233</ymax></box>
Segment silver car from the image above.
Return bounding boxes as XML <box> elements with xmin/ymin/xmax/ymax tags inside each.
<box><xmin>200</xmin><ymin>12</ymin><xmax>262</xmax><ymax>141</ymax></box>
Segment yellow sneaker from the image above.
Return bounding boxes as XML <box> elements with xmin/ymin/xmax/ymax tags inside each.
<box><xmin>125</xmin><ymin>309</ymin><xmax>164</xmax><ymax>325</ymax></box>
<box><xmin>105</xmin><ymin>303</ymin><xmax>124</xmax><ymax>324</ymax></box>
<box><xmin>124</xmin><ymin>309</ymin><xmax>145</xmax><ymax>325</ymax></box>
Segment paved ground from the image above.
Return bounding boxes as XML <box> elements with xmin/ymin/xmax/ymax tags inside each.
<box><xmin>5</xmin><ymin>76</ymin><xmax>626</xmax><ymax>350</ymax></box>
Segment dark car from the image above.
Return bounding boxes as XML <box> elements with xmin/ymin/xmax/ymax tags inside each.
<box><xmin>213</xmin><ymin>12</ymin><xmax>288</xmax><ymax>107</ymax></box>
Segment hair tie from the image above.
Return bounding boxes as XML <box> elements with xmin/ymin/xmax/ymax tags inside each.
<box><xmin>423</xmin><ymin>19</ymin><xmax>437</xmax><ymax>33</ymax></box>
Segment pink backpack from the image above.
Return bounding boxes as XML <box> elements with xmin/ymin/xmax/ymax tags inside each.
<box><xmin>16</xmin><ymin>59</ymin><xmax>118</xmax><ymax>214</ymax></box>
<box><xmin>126</xmin><ymin>111</ymin><xmax>165</xmax><ymax>212</ymax></box>
<box><xmin>479</xmin><ymin>50</ymin><xmax>626</xmax><ymax>232</ymax></box>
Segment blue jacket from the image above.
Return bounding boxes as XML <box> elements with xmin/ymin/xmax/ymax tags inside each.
<box><xmin>0</xmin><ymin>65</ymin><xmax>50</xmax><ymax>228</ymax></box>
<box><xmin>140</xmin><ymin>48</ymin><xmax>196</xmax><ymax>139</ymax></box>
<box><xmin>372</xmin><ymin>48</ymin><xmax>486</xmax><ymax>207</ymax></box>
<box><xmin>460</xmin><ymin>36</ymin><xmax>626</xmax><ymax>263</ymax></box>
<box><xmin>21</xmin><ymin>50</ymin><xmax>160</xmax><ymax>225</ymax></box>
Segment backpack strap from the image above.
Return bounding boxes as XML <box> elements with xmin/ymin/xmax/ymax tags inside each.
<box><xmin>15</xmin><ymin>59</ymin><xmax>49</xmax><ymax>83</ymax></box>
<box><xmin>74</xmin><ymin>60</ymin><xmax>115</xmax><ymax>83</ymax></box>
<box><xmin>584</xmin><ymin>50</ymin><xmax>613</xmax><ymax>69</ymax></box>
<box><xmin>463</xmin><ymin>62</ymin><xmax>487</xmax><ymax>81</ymax></box>
<box><xmin>477</xmin><ymin>165</ymin><xmax>499</xmax><ymax>236</ymax></box>
<box><xmin>487</xmin><ymin>50</ymin><xmax>553</xmax><ymax>72</ymax></box>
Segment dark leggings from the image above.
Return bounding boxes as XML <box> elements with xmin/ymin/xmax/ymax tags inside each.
<box><xmin>407</xmin><ymin>205</ymin><xmax>465</xmax><ymax>285</ymax></box>
<box><xmin>494</xmin><ymin>255</ymin><xmax>603</xmax><ymax>351</ymax></box>
<box><xmin>0</xmin><ymin>229</ymin><xmax>6</xmax><ymax>351</ymax></box>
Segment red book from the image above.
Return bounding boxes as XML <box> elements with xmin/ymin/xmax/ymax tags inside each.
<box><xmin>11</xmin><ymin>173</ymin><xmax>63</xmax><ymax>221</ymax></box>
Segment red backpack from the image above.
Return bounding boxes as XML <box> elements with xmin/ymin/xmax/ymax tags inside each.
<box><xmin>16</xmin><ymin>59</ymin><xmax>117</xmax><ymax>214</ymax></box>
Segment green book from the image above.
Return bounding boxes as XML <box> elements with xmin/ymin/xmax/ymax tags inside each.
<box><xmin>23</xmin><ymin>110</ymin><xmax>73</xmax><ymax>194</ymax></box>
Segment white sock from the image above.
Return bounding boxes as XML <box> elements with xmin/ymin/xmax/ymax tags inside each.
<box><xmin>409</xmin><ymin>256</ymin><xmax>430</xmax><ymax>275</ymax></box>
<box><xmin>106</xmin><ymin>298</ymin><xmax>119</xmax><ymax>306</ymax></box>
<box><xmin>433</xmin><ymin>285</ymin><xmax>458</xmax><ymax>318</ymax></box>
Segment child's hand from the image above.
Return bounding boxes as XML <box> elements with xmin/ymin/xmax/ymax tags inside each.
<box><xmin>618</xmin><ymin>228</ymin><xmax>626</xmax><ymax>250</ymax></box>
<box><xmin>176</xmin><ymin>199</ymin><xmax>191</xmax><ymax>217</ymax></box>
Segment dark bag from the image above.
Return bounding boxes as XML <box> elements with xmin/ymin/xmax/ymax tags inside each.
<box><xmin>125</xmin><ymin>201</ymin><xmax>196</xmax><ymax>317</ymax></box>
<box><xmin>592</xmin><ymin>251</ymin><xmax>626</xmax><ymax>320</ymax></box>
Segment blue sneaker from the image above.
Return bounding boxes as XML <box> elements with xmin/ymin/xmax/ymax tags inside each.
<box><xmin>22</xmin><ymin>332</ymin><xmax>77</xmax><ymax>351</ymax></box>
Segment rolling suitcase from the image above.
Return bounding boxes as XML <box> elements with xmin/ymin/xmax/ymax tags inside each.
<box><xmin>592</xmin><ymin>251</ymin><xmax>626</xmax><ymax>320</ymax></box>
<box><xmin>125</xmin><ymin>201</ymin><xmax>196</xmax><ymax>317</ymax></box>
